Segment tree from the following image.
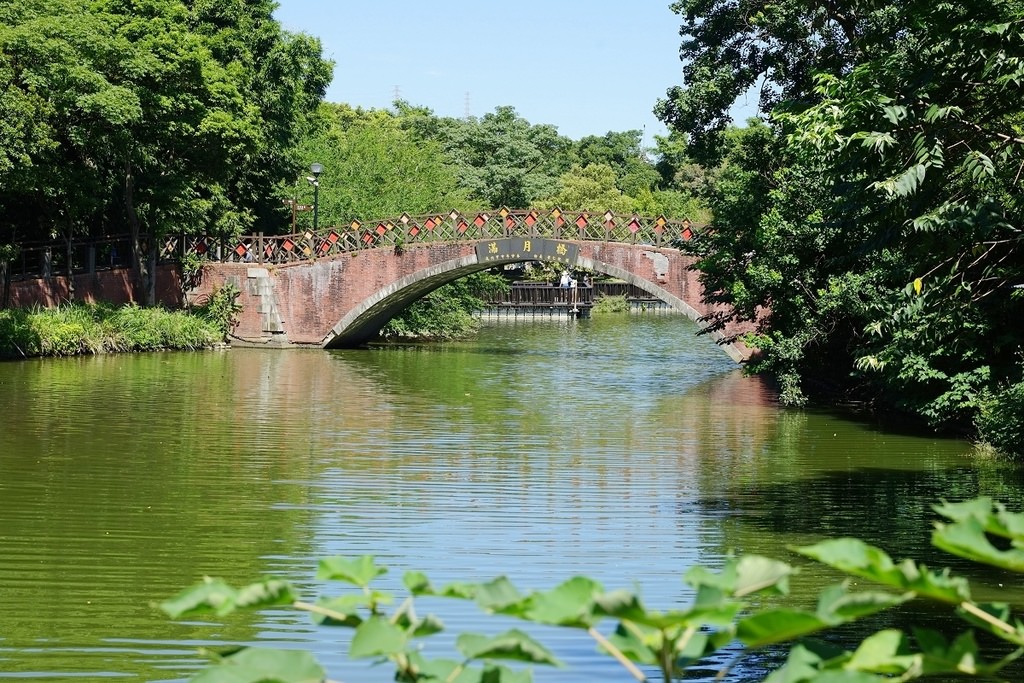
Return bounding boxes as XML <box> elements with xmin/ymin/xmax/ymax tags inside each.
<box><xmin>661</xmin><ymin>0</ymin><xmax>1024</xmax><ymax>450</ymax></box>
<box><xmin>287</xmin><ymin>104</ymin><xmax>473</xmax><ymax>229</ymax></box>
<box><xmin>403</xmin><ymin>105</ymin><xmax>571</xmax><ymax>208</ymax></box>
<box><xmin>776</xmin><ymin>0</ymin><xmax>1024</xmax><ymax>430</ymax></box>
<box><xmin>573</xmin><ymin>130</ymin><xmax>661</xmax><ymax>197</ymax></box>
<box><xmin>0</xmin><ymin>0</ymin><xmax>331</xmax><ymax>303</ymax></box>
<box><xmin>537</xmin><ymin>164</ymin><xmax>636</xmax><ymax>214</ymax></box>
<box><xmin>655</xmin><ymin>0</ymin><xmax>896</xmax><ymax>161</ymax></box>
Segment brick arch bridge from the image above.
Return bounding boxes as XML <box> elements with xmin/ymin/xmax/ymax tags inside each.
<box><xmin>186</xmin><ymin>209</ymin><xmax>755</xmax><ymax>362</ymax></box>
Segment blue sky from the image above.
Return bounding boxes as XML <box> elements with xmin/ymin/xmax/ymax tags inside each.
<box><xmin>273</xmin><ymin>1</ymin><xmax>757</xmax><ymax>146</ymax></box>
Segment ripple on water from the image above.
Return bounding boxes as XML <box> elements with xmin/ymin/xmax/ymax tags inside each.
<box><xmin>0</xmin><ymin>317</ymin><xmax>997</xmax><ymax>682</ymax></box>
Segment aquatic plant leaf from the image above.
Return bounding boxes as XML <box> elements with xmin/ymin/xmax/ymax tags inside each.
<box><xmin>481</xmin><ymin>663</ymin><xmax>533</xmax><ymax>683</ymax></box>
<box><xmin>815</xmin><ymin>584</ymin><xmax>910</xmax><ymax>622</ymax></box>
<box><xmin>592</xmin><ymin>588</ymin><xmax>648</xmax><ymax>622</ymax></box>
<box><xmin>161</xmin><ymin>578</ymin><xmax>295</xmax><ymax>619</ymax></box>
<box><xmin>316</xmin><ymin>555</ymin><xmax>387</xmax><ymax>586</ymax></box>
<box><xmin>160</xmin><ymin>577</ymin><xmax>239</xmax><ymax>618</ymax></box>
<box><xmin>233</xmin><ymin>579</ymin><xmax>296</xmax><ymax>610</ymax></box>
<box><xmin>844</xmin><ymin>630</ymin><xmax>917</xmax><ymax>674</ymax></box>
<box><xmin>912</xmin><ymin>629</ymin><xmax>1002</xmax><ymax>676</ymax></box>
<box><xmin>795</xmin><ymin>539</ymin><xmax>902</xmax><ymax>585</ymax></box>
<box><xmin>403</xmin><ymin>570</ymin><xmax>433</xmax><ymax>594</ymax></box>
<box><xmin>685</xmin><ymin>562</ymin><xmax>737</xmax><ymax>592</ymax></box>
<box><xmin>456</xmin><ymin>629</ymin><xmax>563</xmax><ymax>666</ymax></box>
<box><xmin>473</xmin><ymin>576</ymin><xmax>526</xmax><ymax>613</ymax></box>
<box><xmin>406</xmin><ymin>653</ymin><xmax>465</xmax><ymax>682</ymax></box>
<box><xmin>409</xmin><ymin>613</ymin><xmax>445</xmax><ymax>638</ymax></box>
<box><xmin>594</xmin><ymin>585</ymin><xmax>740</xmax><ymax>630</ymax></box>
<box><xmin>349</xmin><ymin>616</ymin><xmax>408</xmax><ymax>658</ymax></box>
<box><xmin>734</xmin><ymin>555</ymin><xmax>794</xmax><ymax>596</ymax></box>
<box><xmin>309</xmin><ymin>595</ymin><xmax>366</xmax><ymax>626</ymax></box>
<box><xmin>933</xmin><ymin>516</ymin><xmax>1024</xmax><ymax>572</ymax></box>
<box><xmin>763</xmin><ymin>641</ymin><xmax>851</xmax><ymax>683</ymax></box>
<box><xmin>737</xmin><ymin>609</ymin><xmax>829</xmax><ymax>646</ymax></box>
<box><xmin>524</xmin><ymin>576</ymin><xmax>603</xmax><ymax>626</ymax></box>
<box><xmin>390</xmin><ymin>598</ymin><xmax>445</xmax><ymax>637</ymax></box>
<box><xmin>431</xmin><ymin>580</ymin><xmax>480</xmax><ymax>600</ymax></box>
<box><xmin>189</xmin><ymin>647</ymin><xmax>323</xmax><ymax>683</ymax></box>
<box><xmin>794</xmin><ymin>539</ymin><xmax>971</xmax><ymax>602</ymax></box>
<box><xmin>932</xmin><ymin>497</ymin><xmax>1024</xmax><ymax>540</ymax></box>
<box><xmin>605</xmin><ymin>622</ymin><xmax>659</xmax><ymax>665</ymax></box>
<box><xmin>955</xmin><ymin>602</ymin><xmax>1024</xmax><ymax>646</ymax></box>
<box><xmin>675</xmin><ymin>629</ymin><xmax>729</xmax><ymax>666</ymax></box>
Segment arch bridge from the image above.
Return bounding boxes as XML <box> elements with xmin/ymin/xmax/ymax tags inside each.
<box><xmin>180</xmin><ymin>209</ymin><xmax>755</xmax><ymax>362</ymax></box>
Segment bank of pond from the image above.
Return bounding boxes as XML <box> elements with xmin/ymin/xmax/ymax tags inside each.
<box><xmin>0</xmin><ymin>299</ymin><xmax>234</xmax><ymax>359</ymax></box>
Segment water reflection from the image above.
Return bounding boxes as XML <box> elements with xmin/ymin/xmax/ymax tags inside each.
<box><xmin>0</xmin><ymin>315</ymin><xmax>1012</xmax><ymax>682</ymax></box>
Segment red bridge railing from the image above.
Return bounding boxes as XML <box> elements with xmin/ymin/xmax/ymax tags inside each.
<box><xmin>160</xmin><ymin>209</ymin><xmax>701</xmax><ymax>265</ymax></box>
<box><xmin>3</xmin><ymin>210</ymin><xmax>702</xmax><ymax>280</ymax></box>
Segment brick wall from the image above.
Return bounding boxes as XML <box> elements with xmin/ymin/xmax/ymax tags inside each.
<box><xmin>7</xmin><ymin>265</ymin><xmax>182</xmax><ymax>309</ymax></box>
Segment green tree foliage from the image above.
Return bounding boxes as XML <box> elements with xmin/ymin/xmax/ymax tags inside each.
<box><xmin>655</xmin><ymin>0</ymin><xmax>883</xmax><ymax>159</ymax></box>
<box><xmin>0</xmin><ymin>0</ymin><xmax>330</xmax><ymax>301</ymax></box>
<box><xmin>402</xmin><ymin>105</ymin><xmax>571</xmax><ymax>208</ymax></box>
<box><xmin>662</xmin><ymin>0</ymin><xmax>1024</xmax><ymax>451</ymax></box>
<box><xmin>778</xmin><ymin>1</ymin><xmax>1024</xmax><ymax>431</ymax></box>
<box><xmin>380</xmin><ymin>271</ymin><xmax>509</xmax><ymax>341</ymax></box>
<box><xmin>537</xmin><ymin>164</ymin><xmax>636</xmax><ymax>214</ymax></box>
<box><xmin>573</xmin><ymin>130</ymin><xmax>661</xmax><ymax>197</ymax></box>
<box><xmin>287</xmin><ymin>104</ymin><xmax>474</xmax><ymax>229</ymax></box>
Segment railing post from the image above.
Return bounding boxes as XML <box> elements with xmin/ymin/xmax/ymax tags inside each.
<box><xmin>87</xmin><ymin>243</ymin><xmax>96</xmax><ymax>275</ymax></box>
<box><xmin>258</xmin><ymin>232</ymin><xmax>264</xmax><ymax>264</ymax></box>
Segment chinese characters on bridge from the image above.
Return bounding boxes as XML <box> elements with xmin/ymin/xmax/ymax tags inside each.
<box><xmin>475</xmin><ymin>238</ymin><xmax>579</xmax><ymax>265</ymax></box>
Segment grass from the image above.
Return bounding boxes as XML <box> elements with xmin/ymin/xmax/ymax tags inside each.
<box><xmin>0</xmin><ymin>302</ymin><xmax>222</xmax><ymax>359</ymax></box>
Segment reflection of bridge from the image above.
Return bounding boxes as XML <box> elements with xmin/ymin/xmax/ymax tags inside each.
<box><xmin>185</xmin><ymin>210</ymin><xmax>755</xmax><ymax>362</ymax></box>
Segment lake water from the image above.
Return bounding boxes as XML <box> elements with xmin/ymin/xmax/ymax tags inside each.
<box><xmin>0</xmin><ymin>315</ymin><xmax>1020</xmax><ymax>682</ymax></box>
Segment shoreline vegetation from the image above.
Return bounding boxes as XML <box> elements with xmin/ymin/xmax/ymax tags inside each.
<box><xmin>0</xmin><ymin>300</ymin><xmax>230</xmax><ymax>360</ymax></box>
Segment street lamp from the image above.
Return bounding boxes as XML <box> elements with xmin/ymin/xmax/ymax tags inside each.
<box><xmin>307</xmin><ymin>162</ymin><xmax>323</xmax><ymax>231</ymax></box>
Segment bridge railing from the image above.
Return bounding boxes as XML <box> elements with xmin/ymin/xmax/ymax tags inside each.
<box><xmin>158</xmin><ymin>209</ymin><xmax>702</xmax><ymax>265</ymax></box>
<box><xmin>488</xmin><ymin>282</ymin><xmax>657</xmax><ymax>307</ymax></box>
<box><xmin>2</xmin><ymin>211</ymin><xmax>702</xmax><ymax>281</ymax></box>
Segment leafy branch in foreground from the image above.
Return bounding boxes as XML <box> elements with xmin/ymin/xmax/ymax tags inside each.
<box><xmin>162</xmin><ymin>497</ymin><xmax>1024</xmax><ymax>682</ymax></box>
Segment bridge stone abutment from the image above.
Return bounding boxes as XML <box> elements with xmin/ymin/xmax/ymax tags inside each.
<box><xmin>193</xmin><ymin>239</ymin><xmax>753</xmax><ymax>361</ymax></box>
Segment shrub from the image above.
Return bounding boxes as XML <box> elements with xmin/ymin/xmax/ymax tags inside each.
<box><xmin>193</xmin><ymin>284</ymin><xmax>242</xmax><ymax>339</ymax></box>
<box><xmin>0</xmin><ymin>308</ymin><xmax>40</xmax><ymax>358</ymax></box>
<box><xmin>977</xmin><ymin>377</ymin><xmax>1024</xmax><ymax>459</ymax></box>
<box><xmin>591</xmin><ymin>294</ymin><xmax>630</xmax><ymax>314</ymax></box>
<box><xmin>30</xmin><ymin>304</ymin><xmax>104</xmax><ymax>355</ymax></box>
<box><xmin>0</xmin><ymin>302</ymin><xmax>221</xmax><ymax>358</ymax></box>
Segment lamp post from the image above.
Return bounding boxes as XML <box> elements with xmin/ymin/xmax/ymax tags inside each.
<box><xmin>307</xmin><ymin>162</ymin><xmax>323</xmax><ymax>231</ymax></box>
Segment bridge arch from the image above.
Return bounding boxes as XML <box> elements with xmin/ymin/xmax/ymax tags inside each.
<box><xmin>324</xmin><ymin>255</ymin><xmax>490</xmax><ymax>348</ymax></box>
<box><xmin>322</xmin><ymin>239</ymin><xmax>750</xmax><ymax>362</ymax></box>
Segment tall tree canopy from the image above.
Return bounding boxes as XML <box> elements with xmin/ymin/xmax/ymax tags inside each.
<box><xmin>655</xmin><ymin>0</ymin><xmax>899</xmax><ymax>159</ymax></box>
<box><xmin>0</xmin><ymin>0</ymin><xmax>331</xmax><ymax>300</ymax></box>
<box><xmin>288</xmin><ymin>103</ymin><xmax>474</xmax><ymax>228</ymax></box>
<box><xmin>660</xmin><ymin>0</ymin><xmax>1024</xmax><ymax>453</ymax></box>
<box><xmin>402</xmin><ymin>105</ymin><xmax>571</xmax><ymax>209</ymax></box>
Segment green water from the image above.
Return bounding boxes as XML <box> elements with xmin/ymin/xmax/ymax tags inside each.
<box><xmin>0</xmin><ymin>315</ymin><xmax>1019</xmax><ymax>682</ymax></box>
